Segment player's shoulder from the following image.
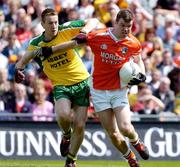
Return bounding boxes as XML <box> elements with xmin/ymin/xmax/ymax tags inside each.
<box><xmin>58</xmin><ymin>20</ymin><xmax>85</xmax><ymax>31</ymax></box>
<box><xmin>127</xmin><ymin>34</ymin><xmax>142</xmax><ymax>51</ymax></box>
<box><xmin>88</xmin><ymin>28</ymin><xmax>108</xmax><ymax>38</ymax></box>
<box><xmin>128</xmin><ymin>34</ymin><xmax>141</xmax><ymax>44</ymax></box>
<box><xmin>29</xmin><ymin>33</ymin><xmax>44</xmax><ymax>46</ymax></box>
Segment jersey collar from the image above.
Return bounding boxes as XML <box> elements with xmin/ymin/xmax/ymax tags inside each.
<box><xmin>108</xmin><ymin>28</ymin><xmax>128</xmax><ymax>42</ymax></box>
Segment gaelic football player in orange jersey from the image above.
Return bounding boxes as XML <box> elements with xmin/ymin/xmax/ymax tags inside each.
<box><xmin>84</xmin><ymin>9</ymin><xmax>149</xmax><ymax>167</ymax></box>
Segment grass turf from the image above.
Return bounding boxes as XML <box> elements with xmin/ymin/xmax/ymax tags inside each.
<box><xmin>0</xmin><ymin>160</ymin><xmax>180</xmax><ymax>167</ymax></box>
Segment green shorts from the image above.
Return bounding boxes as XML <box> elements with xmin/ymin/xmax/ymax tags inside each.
<box><xmin>53</xmin><ymin>79</ymin><xmax>90</xmax><ymax>106</ymax></box>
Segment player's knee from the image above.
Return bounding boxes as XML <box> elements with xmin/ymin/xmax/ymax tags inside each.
<box><xmin>119</xmin><ymin>122</ymin><xmax>132</xmax><ymax>136</ymax></box>
<box><xmin>73</xmin><ymin>120</ymin><xmax>86</xmax><ymax>132</ymax></box>
<box><xmin>56</xmin><ymin>110</ymin><xmax>73</xmax><ymax>122</ymax></box>
<box><xmin>108</xmin><ymin>130</ymin><xmax>119</xmax><ymax>141</ymax></box>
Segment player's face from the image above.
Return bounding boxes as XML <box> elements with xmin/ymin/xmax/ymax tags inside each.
<box><xmin>42</xmin><ymin>15</ymin><xmax>59</xmax><ymax>38</ymax></box>
<box><xmin>116</xmin><ymin>18</ymin><xmax>133</xmax><ymax>38</ymax></box>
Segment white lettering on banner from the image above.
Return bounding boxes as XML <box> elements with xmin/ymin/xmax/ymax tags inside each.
<box><xmin>0</xmin><ymin>131</ymin><xmax>15</xmax><ymax>156</ymax></box>
<box><xmin>26</xmin><ymin>131</ymin><xmax>43</xmax><ymax>155</ymax></box>
<box><xmin>16</xmin><ymin>131</ymin><xmax>24</xmax><ymax>155</ymax></box>
<box><xmin>0</xmin><ymin>130</ymin><xmax>109</xmax><ymax>157</ymax></box>
<box><xmin>0</xmin><ymin>131</ymin><xmax>63</xmax><ymax>156</ymax></box>
<box><xmin>44</xmin><ymin>131</ymin><xmax>61</xmax><ymax>156</ymax></box>
<box><xmin>166</xmin><ymin>132</ymin><xmax>180</xmax><ymax>157</ymax></box>
<box><xmin>79</xmin><ymin>131</ymin><xmax>111</xmax><ymax>157</ymax></box>
<box><xmin>92</xmin><ymin>131</ymin><xmax>111</xmax><ymax>156</ymax></box>
<box><xmin>144</xmin><ymin>128</ymin><xmax>180</xmax><ymax>158</ymax></box>
<box><xmin>1</xmin><ymin>128</ymin><xmax>180</xmax><ymax>158</ymax></box>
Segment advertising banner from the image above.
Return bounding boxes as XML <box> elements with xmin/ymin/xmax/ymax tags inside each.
<box><xmin>0</xmin><ymin>121</ymin><xmax>179</xmax><ymax>160</ymax></box>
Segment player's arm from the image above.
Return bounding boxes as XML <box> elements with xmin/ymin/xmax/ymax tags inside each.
<box><xmin>136</xmin><ymin>54</ymin><xmax>145</xmax><ymax>75</ymax></box>
<box><xmin>14</xmin><ymin>50</ymin><xmax>36</xmax><ymax>83</ymax></box>
<box><xmin>51</xmin><ymin>40</ymin><xmax>79</xmax><ymax>53</ymax></box>
<box><xmin>80</xmin><ymin>18</ymin><xmax>100</xmax><ymax>34</ymax></box>
<box><xmin>70</xmin><ymin>18</ymin><xmax>100</xmax><ymax>44</ymax></box>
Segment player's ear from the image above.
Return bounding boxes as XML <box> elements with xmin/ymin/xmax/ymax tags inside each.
<box><xmin>41</xmin><ymin>21</ymin><xmax>45</xmax><ymax>29</ymax></box>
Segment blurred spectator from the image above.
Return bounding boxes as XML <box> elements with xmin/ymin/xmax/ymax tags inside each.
<box><xmin>93</xmin><ymin>0</ymin><xmax>112</xmax><ymax>26</ymax></box>
<box><xmin>173</xmin><ymin>29</ymin><xmax>180</xmax><ymax>67</ymax></box>
<box><xmin>148</xmin><ymin>69</ymin><xmax>161</xmax><ymax>93</ymax></box>
<box><xmin>29</xmin><ymin>0</ymin><xmax>46</xmax><ymax>28</ymax></box>
<box><xmin>52</xmin><ymin>0</ymin><xmax>62</xmax><ymax>13</ymax></box>
<box><xmin>141</xmin><ymin>27</ymin><xmax>155</xmax><ymax>58</ymax></box>
<box><xmin>0</xmin><ymin>68</ymin><xmax>15</xmax><ymax>120</ymax></box>
<box><xmin>78</xmin><ymin>0</ymin><xmax>95</xmax><ymax>20</ymax></box>
<box><xmin>130</xmin><ymin>83</ymin><xmax>164</xmax><ymax>120</ymax></box>
<box><xmin>68</xmin><ymin>8</ymin><xmax>80</xmax><ymax>21</ymax></box>
<box><xmin>0</xmin><ymin>0</ymin><xmax>11</xmax><ymax>16</ymax></box>
<box><xmin>168</xmin><ymin>67</ymin><xmax>180</xmax><ymax>96</ymax></box>
<box><xmin>150</xmin><ymin>50</ymin><xmax>163</xmax><ymax>69</ymax></box>
<box><xmin>59</xmin><ymin>0</ymin><xmax>78</xmax><ymax>9</ymax></box>
<box><xmin>5</xmin><ymin>0</ymin><xmax>21</xmax><ymax>24</ymax></box>
<box><xmin>156</xmin><ymin>14</ymin><xmax>179</xmax><ymax>42</ymax></box>
<box><xmin>23</xmin><ymin>0</ymin><xmax>38</xmax><ymax>21</ymax></box>
<box><xmin>16</xmin><ymin>14</ymin><xmax>32</xmax><ymax>44</ymax></box>
<box><xmin>163</xmin><ymin>27</ymin><xmax>176</xmax><ymax>53</ymax></box>
<box><xmin>0</xmin><ymin>10</ymin><xmax>7</xmax><ymax>31</ymax></box>
<box><xmin>132</xmin><ymin>85</ymin><xmax>164</xmax><ymax>121</ymax></box>
<box><xmin>32</xmin><ymin>79</ymin><xmax>54</xmax><ymax>122</ymax></box>
<box><xmin>143</xmin><ymin>58</ymin><xmax>153</xmax><ymax>83</ymax></box>
<box><xmin>0</xmin><ymin>25</ymin><xmax>9</xmax><ymax>51</ymax></box>
<box><xmin>15</xmin><ymin>8</ymin><xmax>26</xmax><ymax>30</ymax></box>
<box><xmin>24</xmin><ymin>69</ymin><xmax>38</xmax><ymax>103</ymax></box>
<box><xmin>128</xmin><ymin>0</ymin><xmax>153</xmax><ymax>37</ymax></box>
<box><xmin>2</xmin><ymin>33</ymin><xmax>21</xmax><ymax>58</ymax></box>
<box><xmin>154</xmin><ymin>0</ymin><xmax>178</xmax><ymax>10</ymax></box>
<box><xmin>81</xmin><ymin>46</ymin><xmax>93</xmax><ymax>73</ymax></box>
<box><xmin>157</xmin><ymin>50</ymin><xmax>174</xmax><ymax>76</ymax></box>
<box><xmin>168</xmin><ymin>67</ymin><xmax>180</xmax><ymax>116</ymax></box>
<box><xmin>153</xmin><ymin>76</ymin><xmax>175</xmax><ymax>113</ymax></box>
<box><xmin>13</xmin><ymin>83</ymin><xmax>32</xmax><ymax>121</ymax></box>
<box><xmin>0</xmin><ymin>53</ymin><xmax>8</xmax><ymax>69</ymax></box>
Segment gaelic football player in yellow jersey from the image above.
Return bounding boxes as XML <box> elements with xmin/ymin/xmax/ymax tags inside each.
<box><xmin>14</xmin><ymin>8</ymin><xmax>100</xmax><ymax>167</ymax></box>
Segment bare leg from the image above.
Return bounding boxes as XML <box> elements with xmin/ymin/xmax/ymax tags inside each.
<box><xmin>69</xmin><ymin>105</ymin><xmax>88</xmax><ymax>156</ymax></box>
<box><xmin>55</xmin><ymin>98</ymin><xmax>72</xmax><ymax>134</ymax></box>
<box><xmin>97</xmin><ymin>108</ymin><xmax>129</xmax><ymax>155</ymax></box>
<box><xmin>114</xmin><ymin>106</ymin><xmax>138</xmax><ymax>141</ymax></box>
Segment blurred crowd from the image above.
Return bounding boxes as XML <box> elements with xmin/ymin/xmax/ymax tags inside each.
<box><xmin>0</xmin><ymin>0</ymin><xmax>180</xmax><ymax>122</ymax></box>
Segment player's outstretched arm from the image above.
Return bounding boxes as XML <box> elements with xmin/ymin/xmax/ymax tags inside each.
<box><xmin>51</xmin><ymin>40</ymin><xmax>79</xmax><ymax>53</ymax></box>
<box><xmin>82</xmin><ymin>18</ymin><xmax>99</xmax><ymax>34</ymax></box>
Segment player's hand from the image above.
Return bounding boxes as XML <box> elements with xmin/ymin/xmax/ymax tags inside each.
<box><xmin>128</xmin><ymin>73</ymin><xmax>146</xmax><ymax>85</ymax></box>
<box><xmin>14</xmin><ymin>68</ymin><xmax>25</xmax><ymax>83</ymax></box>
<box><xmin>72</xmin><ymin>33</ymin><xmax>87</xmax><ymax>44</ymax></box>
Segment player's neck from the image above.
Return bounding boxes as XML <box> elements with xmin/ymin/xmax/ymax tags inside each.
<box><xmin>111</xmin><ymin>28</ymin><xmax>125</xmax><ymax>40</ymax></box>
<box><xmin>43</xmin><ymin>32</ymin><xmax>57</xmax><ymax>42</ymax></box>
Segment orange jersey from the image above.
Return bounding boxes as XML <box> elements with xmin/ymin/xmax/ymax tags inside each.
<box><xmin>87</xmin><ymin>28</ymin><xmax>142</xmax><ymax>90</ymax></box>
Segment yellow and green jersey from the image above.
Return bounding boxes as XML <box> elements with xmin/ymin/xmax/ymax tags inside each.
<box><xmin>27</xmin><ymin>20</ymin><xmax>90</xmax><ymax>86</ymax></box>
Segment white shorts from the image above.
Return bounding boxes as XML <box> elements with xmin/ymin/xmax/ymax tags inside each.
<box><xmin>90</xmin><ymin>87</ymin><xmax>129</xmax><ymax>112</ymax></box>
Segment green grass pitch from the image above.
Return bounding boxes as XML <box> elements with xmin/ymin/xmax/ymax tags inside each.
<box><xmin>0</xmin><ymin>160</ymin><xmax>180</xmax><ymax>167</ymax></box>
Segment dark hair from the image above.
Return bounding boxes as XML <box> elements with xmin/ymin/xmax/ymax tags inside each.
<box><xmin>41</xmin><ymin>8</ymin><xmax>57</xmax><ymax>23</ymax></box>
<box><xmin>116</xmin><ymin>9</ymin><xmax>133</xmax><ymax>23</ymax></box>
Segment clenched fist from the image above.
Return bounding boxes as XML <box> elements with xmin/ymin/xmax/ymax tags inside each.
<box><xmin>14</xmin><ymin>69</ymin><xmax>25</xmax><ymax>83</ymax></box>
